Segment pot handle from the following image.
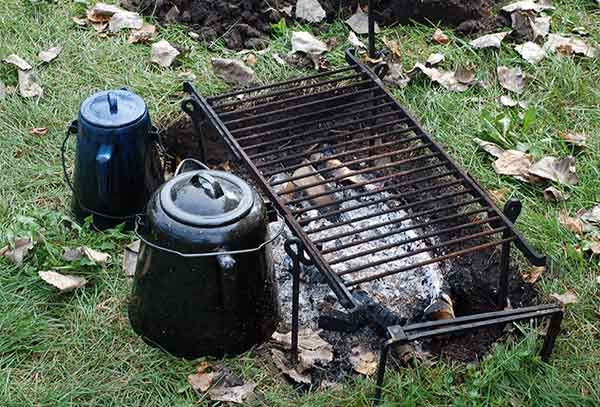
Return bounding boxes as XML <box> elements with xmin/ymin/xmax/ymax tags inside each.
<box><xmin>174</xmin><ymin>158</ymin><xmax>209</xmax><ymax>176</ymax></box>
<box><xmin>134</xmin><ymin>213</ymin><xmax>286</xmax><ymax>258</ymax></box>
<box><xmin>190</xmin><ymin>173</ymin><xmax>224</xmax><ymax>199</ymax></box>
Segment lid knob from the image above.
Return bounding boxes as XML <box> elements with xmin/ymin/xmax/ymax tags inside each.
<box><xmin>190</xmin><ymin>173</ymin><xmax>224</xmax><ymax>200</ymax></box>
<box><xmin>107</xmin><ymin>92</ymin><xmax>118</xmax><ymax>114</ymax></box>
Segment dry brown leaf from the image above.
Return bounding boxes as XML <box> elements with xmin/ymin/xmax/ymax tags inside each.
<box><xmin>497</xmin><ymin>66</ymin><xmax>526</xmax><ymax>94</ymax></box>
<box><xmin>209</xmin><ymin>383</ymin><xmax>256</xmax><ymax>404</ymax></box>
<box><xmin>39</xmin><ymin>271</ymin><xmax>87</xmax><ymax>293</ymax></box>
<box><xmin>87</xmin><ymin>2</ymin><xmax>124</xmax><ymax>23</ymax></box>
<box><xmin>325</xmin><ymin>159</ymin><xmax>365</xmax><ymax>184</ymax></box>
<box><xmin>560</xmin><ymin>132</ymin><xmax>588</xmax><ymax>148</ymax></box>
<box><xmin>243</xmin><ymin>53</ymin><xmax>258</xmax><ymax>66</ymax></box>
<box><xmin>295</xmin><ymin>0</ymin><xmax>326</xmax><ymax>23</ymax></box>
<box><xmin>544</xmin><ymin>34</ymin><xmax>598</xmax><ymax>58</ymax></box>
<box><xmin>109</xmin><ymin>11</ymin><xmax>143</xmax><ymax>33</ymax></box>
<box><xmin>470</xmin><ymin>32</ymin><xmax>510</xmax><ymax>49</ymax></box>
<box><xmin>522</xmin><ymin>266</ymin><xmax>545</xmax><ymax>283</ymax></box>
<box><xmin>500</xmin><ymin>95</ymin><xmax>518</xmax><ymax>107</ymax></box>
<box><xmin>150</xmin><ymin>39</ymin><xmax>180</xmax><ymax>68</ymax></box>
<box><xmin>578</xmin><ymin>205</ymin><xmax>600</xmax><ymax>229</ymax></box>
<box><xmin>383</xmin><ymin>38</ymin><xmax>402</xmax><ymax>60</ymax></box>
<box><xmin>454</xmin><ymin>66</ymin><xmax>476</xmax><ymax>84</ymax></box>
<box><xmin>38</xmin><ymin>47</ymin><xmax>62</xmax><ymax>63</ymax></box>
<box><xmin>550</xmin><ymin>290</ymin><xmax>577</xmax><ymax>305</ymax></box>
<box><xmin>489</xmin><ymin>187</ymin><xmax>509</xmax><ymax>203</ymax></box>
<box><xmin>515</xmin><ymin>42</ymin><xmax>546</xmax><ymax>64</ymax></box>
<box><xmin>474</xmin><ymin>138</ymin><xmax>505</xmax><ymax>158</ymax></box>
<box><xmin>502</xmin><ymin>1</ymin><xmax>555</xmax><ymax>13</ymax></box>
<box><xmin>0</xmin><ymin>237</ymin><xmax>34</xmax><ymax>266</ymax></box>
<box><xmin>346</xmin><ymin>5</ymin><xmax>380</xmax><ymax>35</ymax></box>
<box><xmin>271</xmin><ymin>348</ymin><xmax>312</xmax><ymax>384</ymax></box>
<box><xmin>413</xmin><ymin>63</ymin><xmax>468</xmax><ymax>92</ymax></box>
<box><xmin>122</xmin><ymin>240</ymin><xmax>140</xmax><ymax>278</ymax></box>
<box><xmin>349</xmin><ymin>345</ymin><xmax>378</xmax><ymax>376</ymax></box>
<box><xmin>188</xmin><ymin>372</ymin><xmax>218</xmax><ymax>393</ymax></box>
<box><xmin>212</xmin><ymin>58</ymin><xmax>256</xmax><ymax>85</ymax></box>
<box><xmin>271</xmin><ymin>328</ymin><xmax>334</xmax><ymax>372</ymax></box>
<box><xmin>426</xmin><ymin>53</ymin><xmax>444</xmax><ymax>66</ymax></box>
<box><xmin>291</xmin><ymin>31</ymin><xmax>328</xmax><ymax>69</ymax></box>
<box><xmin>292</xmin><ymin>161</ymin><xmax>336</xmax><ymax>207</ymax></box>
<box><xmin>127</xmin><ymin>23</ymin><xmax>156</xmax><ymax>44</ymax></box>
<box><xmin>558</xmin><ymin>211</ymin><xmax>584</xmax><ymax>235</ymax></box>
<box><xmin>432</xmin><ymin>29</ymin><xmax>449</xmax><ymax>45</ymax></box>
<box><xmin>544</xmin><ymin>186</ymin><xmax>568</xmax><ymax>202</ymax></box>
<box><xmin>91</xmin><ymin>21</ymin><xmax>108</xmax><ymax>32</ymax></box>
<box><xmin>18</xmin><ymin>70</ymin><xmax>43</xmax><ymax>98</ymax></box>
<box><xmin>528</xmin><ymin>156</ymin><xmax>579</xmax><ymax>186</ymax></box>
<box><xmin>384</xmin><ymin>63</ymin><xmax>410</xmax><ymax>88</ymax></box>
<box><xmin>63</xmin><ymin>246</ymin><xmax>110</xmax><ymax>263</ymax></box>
<box><xmin>348</xmin><ymin>32</ymin><xmax>366</xmax><ymax>49</ymax></box>
<box><xmin>72</xmin><ymin>16</ymin><xmax>88</xmax><ymax>26</ymax></box>
<box><xmin>3</xmin><ymin>54</ymin><xmax>32</xmax><ymax>70</ymax></box>
<box><xmin>492</xmin><ymin>150</ymin><xmax>534</xmax><ymax>180</ymax></box>
<box><xmin>30</xmin><ymin>127</ymin><xmax>48</xmax><ymax>137</ymax></box>
<box><xmin>196</xmin><ymin>361</ymin><xmax>211</xmax><ymax>374</ymax></box>
<box><xmin>362</xmin><ymin>53</ymin><xmax>383</xmax><ymax>64</ymax></box>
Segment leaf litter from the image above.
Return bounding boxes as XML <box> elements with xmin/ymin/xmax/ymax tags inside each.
<box><xmin>515</xmin><ymin>42</ymin><xmax>546</xmax><ymax>64</ymax></box>
<box><xmin>63</xmin><ymin>246</ymin><xmax>110</xmax><ymax>263</ymax></box>
<box><xmin>212</xmin><ymin>58</ymin><xmax>256</xmax><ymax>85</ymax></box>
<box><xmin>550</xmin><ymin>290</ymin><xmax>577</xmax><ymax>305</ymax></box>
<box><xmin>470</xmin><ymin>32</ymin><xmax>510</xmax><ymax>49</ymax></box>
<box><xmin>0</xmin><ymin>237</ymin><xmax>35</xmax><ymax>266</ymax></box>
<box><xmin>3</xmin><ymin>54</ymin><xmax>32</xmax><ymax>70</ymax></box>
<box><xmin>497</xmin><ymin>66</ymin><xmax>527</xmax><ymax>94</ymax></box>
<box><xmin>188</xmin><ymin>364</ymin><xmax>256</xmax><ymax>404</ymax></box>
<box><xmin>346</xmin><ymin>5</ymin><xmax>380</xmax><ymax>35</ymax></box>
<box><xmin>295</xmin><ymin>0</ymin><xmax>326</xmax><ymax>23</ymax></box>
<box><xmin>122</xmin><ymin>240</ymin><xmax>140</xmax><ymax>278</ymax></box>
<box><xmin>290</xmin><ymin>31</ymin><xmax>328</xmax><ymax>69</ymax></box>
<box><xmin>150</xmin><ymin>40</ymin><xmax>180</xmax><ymax>68</ymax></box>
<box><xmin>349</xmin><ymin>345</ymin><xmax>378</xmax><ymax>376</ymax></box>
<box><xmin>38</xmin><ymin>47</ymin><xmax>62</xmax><ymax>63</ymax></box>
<box><xmin>38</xmin><ymin>271</ymin><xmax>87</xmax><ymax>293</ymax></box>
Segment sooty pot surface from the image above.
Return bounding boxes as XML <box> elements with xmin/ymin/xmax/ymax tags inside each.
<box><xmin>128</xmin><ymin>169</ymin><xmax>280</xmax><ymax>358</ymax></box>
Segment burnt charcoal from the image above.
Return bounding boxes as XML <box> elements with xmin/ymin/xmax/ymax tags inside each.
<box><xmin>352</xmin><ymin>290</ymin><xmax>405</xmax><ymax>336</ymax></box>
<box><xmin>318</xmin><ymin>310</ymin><xmax>363</xmax><ymax>333</ymax></box>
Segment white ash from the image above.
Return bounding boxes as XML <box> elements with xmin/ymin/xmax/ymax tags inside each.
<box><xmin>269</xmin><ymin>176</ymin><xmax>446</xmax><ymax>330</ymax></box>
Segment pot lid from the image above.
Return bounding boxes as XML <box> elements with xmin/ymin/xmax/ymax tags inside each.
<box><xmin>80</xmin><ymin>88</ymin><xmax>147</xmax><ymax>128</ymax></box>
<box><xmin>160</xmin><ymin>170</ymin><xmax>255</xmax><ymax>227</ymax></box>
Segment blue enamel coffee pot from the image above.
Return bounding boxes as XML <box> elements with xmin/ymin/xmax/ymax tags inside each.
<box><xmin>62</xmin><ymin>88</ymin><xmax>155</xmax><ymax>230</ymax></box>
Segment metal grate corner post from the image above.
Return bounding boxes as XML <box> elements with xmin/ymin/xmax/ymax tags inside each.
<box><xmin>367</xmin><ymin>0</ymin><xmax>376</xmax><ymax>58</ymax></box>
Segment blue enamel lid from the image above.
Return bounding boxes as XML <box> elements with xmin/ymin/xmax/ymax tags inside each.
<box><xmin>80</xmin><ymin>89</ymin><xmax>147</xmax><ymax>128</ymax></box>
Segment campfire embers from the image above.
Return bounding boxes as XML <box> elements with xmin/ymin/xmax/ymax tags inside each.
<box><xmin>182</xmin><ymin>49</ymin><xmax>564</xmax><ymax>402</ymax></box>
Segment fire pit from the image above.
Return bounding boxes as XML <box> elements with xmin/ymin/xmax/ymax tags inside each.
<box><xmin>178</xmin><ymin>47</ymin><xmax>563</xmax><ymax>402</ymax></box>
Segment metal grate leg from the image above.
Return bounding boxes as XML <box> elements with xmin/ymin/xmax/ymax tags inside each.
<box><xmin>284</xmin><ymin>238</ymin><xmax>305</xmax><ymax>364</ymax></box>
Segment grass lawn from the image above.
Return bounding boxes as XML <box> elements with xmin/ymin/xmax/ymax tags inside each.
<box><xmin>1</xmin><ymin>0</ymin><xmax>599</xmax><ymax>405</ymax></box>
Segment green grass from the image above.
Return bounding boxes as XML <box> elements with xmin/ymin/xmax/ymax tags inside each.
<box><xmin>1</xmin><ymin>0</ymin><xmax>599</xmax><ymax>405</ymax></box>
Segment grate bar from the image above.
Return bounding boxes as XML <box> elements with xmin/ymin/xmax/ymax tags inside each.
<box><xmin>293</xmin><ymin>177</ymin><xmax>464</xmax><ymax>217</ymax></box>
<box><xmin>289</xmin><ymin>161</ymin><xmax>449</xmax><ymax>208</ymax></box>
<box><xmin>307</xmin><ymin>198</ymin><xmax>486</xmax><ymax>236</ymax></box>
<box><xmin>245</xmin><ymin>111</ymin><xmax>410</xmax><ymax>155</ymax></box>
<box><xmin>323</xmin><ymin>215</ymin><xmax>500</xmax><ymax>256</ymax></box>
<box><xmin>258</xmin><ymin>127</ymin><xmax>419</xmax><ymax>171</ymax></box>
<box><xmin>333</xmin><ymin>226</ymin><xmax>507</xmax><ymax>271</ymax></box>
<box><xmin>271</xmin><ymin>144</ymin><xmax>433</xmax><ymax>187</ymax></box>
<box><xmin>213</xmin><ymin>73</ymin><xmax>365</xmax><ymax>111</ymax></box>
<box><xmin>236</xmin><ymin>98</ymin><xmax>393</xmax><ymax>142</ymax></box>
<box><xmin>345</xmin><ymin>237</ymin><xmax>516</xmax><ymax>286</ymax></box>
<box><xmin>207</xmin><ymin>66</ymin><xmax>358</xmax><ymax>102</ymax></box>
<box><xmin>223</xmin><ymin>84</ymin><xmax>379</xmax><ymax>126</ymax></box>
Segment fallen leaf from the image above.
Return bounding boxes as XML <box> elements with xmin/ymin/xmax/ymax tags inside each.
<box><xmin>531</xmin><ymin>15</ymin><xmax>551</xmax><ymax>39</ymax></box>
<box><xmin>544</xmin><ymin>186</ymin><xmax>568</xmax><ymax>202</ymax></box>
<box><xmin>271</xmin><ymin>328</ymin><xmax>334</xmax><ymax>372</ymax></box>
<box><xmin>500</xmin><ymin>95</ymin><xmax>518</xmax><ymax>107</ymax></box>
<box><xmin>109</xmin><ymin>11</ymin><xmax>143</xmax><ymax>33</ymax></box>
<box><xmin>550</xmin><ymin>290</ymin><xmax>577</xmax><ymax>305</ymax></box>
<box><xmin>470</xmin><ymin>32</ymin><xmax>510</xmax><ymax>49</ymax></box>
<box><xmin>492</xmin><ymin>150</ymin><xmax>534</xmax><ymax>180</ymax></box>
<box><xmin>243</xmin><ymin>53</ymin><xmax>258</xmax><ymax>66</ymax></box>
<box><xmin>30</xmin><ymin>127</ymin><xmax>48</xmax><ymax>137</ymax></box>
<box><xmin>209</xmin><ymin>383</ymin><xmax>256</xmax><ymax>404</ymax></box>
<box><xmin>413</xmin><ymin>63</ymin><xmax>468</xmax><ymax>92</ymax></box>
<box><xmin>432</xmin><ymin>29</ymin><xmax>449</xmax><ymax>45</ymax></box>
<box><xmin>72</xmin><ymin>16</ymin><xmax>88</xmax><ymax>26</ymax></box>
<box><xmin>164</xmin><ymin>5</ymin><xmax>180</xmax><ymax>22</ymax></box>
<box><xmin>38</xmin><ymin>47</ymin><xmax>62</xmax><ymax>63</ymax></box>
<box><xmin>347</xmin><ymin>32</ymin><xmax>366</xmax><ymax>49</ymax></box>
<box><xmin>528</xmin><ymin>156</ymin><xmax>579</xmax><ymax>186</ymax></box>
<box><xmin>560</xmin><ymin>132</ymin><xmax>587</xmax><ymax>147</ymax></box>
<box><xmin>295</xmin><ymin>0</ymin><xmax>326</xmax><ymax>23</ymax></box>
<box><xmin>346</xmin><ymin>5</ymin><xmax>380</xmax><ymax>35</ymax></box>
<box><xmin>122</xmin><ymin>240</ymin><xmax>140</xmax><ymax>278</ymax></box>
<box><xmin>383</xmin><ymin>38</ymin><xmax>402</xmax><ymax>59</ymax></box>
<box><xmin>489</xmin><ymin>187</ymin><xmax>509</xmax><ymax>203</ymax></box>
<box><xmin>0</xmin><ymin>237</ymin><xmax>34</xmax><ymax>266</ymax></box>
<box><xmin>150</xmin><ymin>39</ymin><xmax>180</xmax><ymax>68</ymax></box>
<box><xmin>212</xmin><ymin>58</ymin><xmax>256</xmax><ymax>85</ymax></box>
<box><xmin>87</xmin><ymin>2</ymin><xmax>124</xmax><ymax>23</ymax></box>
<box><xmin>91</xmin><ymin>22</ymin><xmax>109</xmax><ymax>32</ymax></box>
<box><xmin>39</xmin><ymin>271</ymin><xmax>87</xmax><ymax>293</ymax></box>
<box><xmin>3</xmin><ymin>54</ymin><xmax>32</xmax><ymax>70</ymax></box>
<box><xmin>188</xmin><ymin>372</ymin><xmax>218</xmax><ymax>393</ymax></box>
<box><xmin>289</xmin><ymin>164</ymin><xmax>336</xmax><ymax>207</ymax></box>
<box><xmin>558</xmin><ymin>211</ymin><xmax>584</xmax><ymax>235</ymax></box>
<box><xmin>497</xmin><ymin>66</ymin><xmax>526</xmax><ymax>94</ymax></box>
<box><xmin>423</xmin><ymin>293</ymin><xmax>455</xmax><ymax>320</ymax></box>
<box><xmin>127</xmin><ymin>23</ymin><xmax>156</xmax><ymax>44</ymax></box>
<box><xmin>349</xmin><ymin>345</ymin><xmax>378</xmax><ymax>376</ymax></box>
<box><xmin>426</xmin><ymin>53</ymin><xmax>444</xmax><ymax>66</ymax></box>
<box><xmin>577</xmin><ymin>205</ymin><xmax>600</xmax><ymax>231</ymax></box>
<box><xmin>515</xmin><ymin>42</ymin><xmax>546</xmax><ymax>64</ymax></box>
<box><xmin>474</xmin><ymin>137</ymin><xmax>505</xmax><ymax>158</ymax></box>
<box><xmin>522</xmin><ymin>266</ymin><xmax>545</xmax><ymax>283</ymax></box>
<box><xmin>18</xmin><ymin>70</ymin><xmax>43</xmax><ymax>98</ymax></box>
<box><xmin>454</xmin><ymin>66</ymin><xmax>476</xmax><ymax>84</ymax></box>
<box><xmin>544</xmin><ymin>33</ymin><xmax>598</xmax><ymax>58</ymax></box>
<box><xmin>196</xmin><ymin>361</ymin><xmax>211</xmax><ymax>373</ymax></box>
<box><xmin>291</xmin><ymin>31</ymin><xmax>328</xmax><ymax>69</ymax></box>
<box><xmin>271</xmin><ymin>348</ymin><xmax>312</xmax><ymax>384</ymax></box>
<box><xmin>502</xmin><ymin>1</ymin><xmax>555</xmax><ymax>13</ymax></box>
<box><xmin>584</xmin><ymin>240</ymin><xmax>600</xmax><ymax>256</ymax></box>
<box><xmin>384</xmin><ymin>63</ymin><xmax>410</xmax><ymax>88</ymax></box>
<box><xmin>63</xmin><ymin>246</ymin><xmax>110</xmax><ymax>263</ymax></box>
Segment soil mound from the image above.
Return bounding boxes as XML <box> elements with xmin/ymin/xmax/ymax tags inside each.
<box><xmin>123</xmin><ymin>0</ymin><xmax>501</xmax><ymax>50</ymax></box>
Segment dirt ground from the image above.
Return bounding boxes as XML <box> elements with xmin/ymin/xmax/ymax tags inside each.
<box><xmin>124</xmin><ymin>0</ymin><xmax>503</xmax><ymax>49</ymax></box>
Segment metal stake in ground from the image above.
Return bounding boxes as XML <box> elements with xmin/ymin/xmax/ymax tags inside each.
<box><xmin>284</xmin><ymin>238</ymin><xmax>306</xmax><ymax>365</ymax></box>
<box><xmin>498</xmin><ymin>199</ymin><xmax>522</xmax><ymax>309</ymax></box>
